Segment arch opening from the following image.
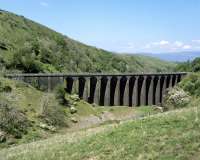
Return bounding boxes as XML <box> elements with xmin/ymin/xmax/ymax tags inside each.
<box><xmin>110</xmin><ymin>77</ymin><xmax>118</xmax><ymax>106</ymax></box>
<box><xmin>66</xmin><ymin>77</ymin><xmax>73</xmax><ymax>94</ymax></box>
<box><xmin>120</xmin><ymin>76</ymin><xmax>127</xmax><ymax>105</ymax></box>
<box><xmin>177</xmin><ymin>75</ymin><xmax>181</xmax><ymax>83</ymax></box>
<box><xmin>172</xmin><ymin>75</ymin><xmax>176</xmax><ymax>87</ymax></box>
<box><xmin>79</xmin><ymin>77</ymin><xmax>85</xmax><ymax>98</ymax></box>
<box><xmin>88</xmin><ymin>77</ymin><xmax>97</xmax><ymax>103</ymax></box>
<box><xmin>160</xmin><ymin>76</ymin><xmax>165</xmax><ymax>103</ymax></box>
<box><xmin>129</xmin><ymin>77</ymin><xmax>135</xmax><ymax>106</ymax></box>
<box><xmin>146</xmin><ymin>76</ymin><xmax>152</xmax><ymax>105</ymax></box>
<box><xmin>166</xmin><ymin>75</ymin><xmax>171</xmax><ymax>89</ymax></box>
<box><xmin>153</xmin><ymin>76</ymin><xmax>159</xmax><ymax>105</ymax></box>
<box><xmin>137</xmin><ymin>76</ymin><xmax>144</xmax><ymax>106</ymax></box>
<box><xmin>100</xmin><ymin>76</ymin><xmax>108</xmax><ymax>106</ymax></box>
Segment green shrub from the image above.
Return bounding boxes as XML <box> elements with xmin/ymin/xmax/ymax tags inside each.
<box><xmin>175</xmin><ymin>57</ymin><xmax>200</xmax><ymax>72</ymax></box>
<box><xmin>0</xmin><ymin>99</ymin><xmax>30</xmax><ymax>138</ymax></box>
<box><xmin>39</xmin><ymin>63</ymin><xmax>58</xmax><ymax>73</ymax></box>
<box><xmin>163</xmin><ymin>87</ymin><xmax>191</xmax><ymax>110</ymax></box>
<box><xmin>175</xmin><ymin>61</ymin><xmax>192</xmax><ymax>72</ymax></box>
<box><xmin>179</xmin><ymin>73</ymin><xmax>200</xmax><ymax>97</ymax></box>
<box><xmin>0</xmin><ymin>78</ymin><xmax>12</xmax><ymax>93</ymax></box>
<box><xmin>39</xmin><ymin>96</ymin><xmax>67</xmax><ymax>127</ymax></box>
<box><xmin>55</xmin><ymin>84</ymin><xmax>69</xmax><ymax>105</ymax></box>
<box><xmin>192</xmin><ymin>57</ymin><xmax>200</xmax><ymax>72</ymax></box>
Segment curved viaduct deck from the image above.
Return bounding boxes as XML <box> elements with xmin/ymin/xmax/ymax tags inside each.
<box><xmin>6</xmin><ymin>72</ymin><xmax>187</xmax><ymax>106</ymax></box>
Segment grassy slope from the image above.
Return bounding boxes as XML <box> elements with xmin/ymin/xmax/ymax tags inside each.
<box><xmin>1</xmin><ymin>107</ymin><xmax>200</xmax><ymax>160</ymax></box>
<box><xmin>0</xmin><ymin>77</ymin><xmax>159</xmax><ymax>148</ymax></box>
<box><xmin>0</xmin><ymin>10</ymin><xmax>175</xmax><ymax>73</ymax></box>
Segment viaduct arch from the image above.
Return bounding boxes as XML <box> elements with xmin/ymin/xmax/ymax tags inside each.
<box><xmin>6</xmin><ymin>73</ymin><xmax>187</xmax><ymax>106</ymax></box>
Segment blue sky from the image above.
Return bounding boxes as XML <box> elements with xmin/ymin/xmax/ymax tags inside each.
<box><xmin>1</xmin><ymin>0</ymin><xmax>200</xmax><ymax>53</ymax></box>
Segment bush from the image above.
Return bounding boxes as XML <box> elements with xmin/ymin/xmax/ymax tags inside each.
<box><xmin>39</xmin><ymin>96</ymin><xmax>67</xmax><ymax>127</ymax></box>
<box><xmin>0</xmin><ymin>99</ymin><xmax>30</xmax><ymax>138</ymax></box>
<box><xmin>55</xmin><ymin>84</ymin><xmax>69</xmax><ymax>105</ymax></box>
<box><xmin>0</xmin><ymin>79</ymin><xmax>12</xmax><ymax>93</ymax></box>
<box><xmin>179</xmin><ymin>73</ymin><xmax>200</xmax><ymax>97</ymax></box>
<box><xmin>163</xmin><ymin>87</ymin><xmax>191</xmax><ymax>110</ymax></box>
<box><xmin>192</xmin><ymin>57</ymin><xmax>200</xmax><ymax>72</ymax></box>
<box><xmin>175</xmin><ymin>57</ymin><xmax>200</xmax><ymax>72</ymax></box>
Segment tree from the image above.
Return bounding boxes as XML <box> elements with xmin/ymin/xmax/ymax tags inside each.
<box><xmin>192</xmin><ymin>57</ymin><xmax>200</xmax><ymax>72</ymax></box>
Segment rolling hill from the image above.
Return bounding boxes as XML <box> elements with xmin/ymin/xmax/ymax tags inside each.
<box><xmin>143</xmin><ymin>52</ymin><xmax>200</xmax><ymax>62</ymax></box>
<box><xmin>0</xmin><ymin>10</ymin><xmax>175</xmax><ymax>73</ymax></box>
<box><xmin>1</xmin><ymin>106</ymin><xmax>199</xmax><ymax>160</ymax></box>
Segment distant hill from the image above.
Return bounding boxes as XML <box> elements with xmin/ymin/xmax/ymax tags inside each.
<box><xmin>142</xmin><ymin>52</ymin><xmax>200</xmax><ymax>62</ymax></box>
<box><xmin>0</xmin><ymin>10</ymin><xmax>175</xmax><ymax>73</ymax></box>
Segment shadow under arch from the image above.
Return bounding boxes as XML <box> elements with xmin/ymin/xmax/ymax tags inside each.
<box><xmin>137</xmin><ymin>76</ymin><xmax>144</xmax><ymax>106</ymax></box>
<box><xmin>120</xmin><ymin>76</ymin><xmax>127</xmax><ymax>105</ymax></box>
<box><xmin>88</xmin><ymin>76</ymin><xmax>97</xmax><ymax>103</ymax></box>
<box><xmin>110</xmin><ymin>76</ymin><xmax>118</xmax><ymax>106</ymax></box>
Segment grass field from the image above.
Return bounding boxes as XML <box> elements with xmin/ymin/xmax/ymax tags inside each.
<box><xmin>1</xmin><ymin>106</ymin><xmax>200</xmax><ymax>160</ymax></box>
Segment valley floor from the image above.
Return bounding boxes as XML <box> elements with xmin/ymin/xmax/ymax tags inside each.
<box><xmin>1</xmin><ymin>107</ymin><xmax>200</xmax><ymax>160</ymax></box>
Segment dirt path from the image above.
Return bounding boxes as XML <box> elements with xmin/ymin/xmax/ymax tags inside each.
<box><xmin>64</xmin><ymin>109</ymin><xmax>143</xmax><ymax>132</ymax></box>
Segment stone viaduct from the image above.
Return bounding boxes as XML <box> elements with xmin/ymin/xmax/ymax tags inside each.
<box><xmin>6</xmin><ymin>73</ymin><xmax>187</xmax><ymax>106</ymax></box>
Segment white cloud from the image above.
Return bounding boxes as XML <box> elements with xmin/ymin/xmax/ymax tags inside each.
<box><xmin>160</xmin><ymin>40</ymin><xmax>169</xmax><ymax>45</ymax></box>
<box><xmin>144</xmin><ymin>40</ymin><xmax>170</xmax><ymax>50</ymax></box>
<box><xmin>40</xmin><ymin>2</ymin><xmax>48</xmax><ymax>7</ymax></box>
<box><xmin>182</xmin><ymin>45</ymin><xmax>191</xmax><ymax>49</ymax></box>
<box><xmin>142</xmin><ymin>40</ymin><xmax>196</xmax><ymax>52</ymax></box>
<box><xmin>152</xmin><ymin>40</ymin><xmax>169</xmax><ymax>46</ymax></box>
<box><xmin>192</xmin><ymin>40</ymin><xmax>200</xmax><ymax>43</ymax></box>
<box><xmin>174</xmin><ymin>41</ymin><xmax>183</xmax><ymax>47</ymax></box>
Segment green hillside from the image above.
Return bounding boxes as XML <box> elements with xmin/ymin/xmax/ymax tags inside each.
<box><xmin>0</xmin><ymin>10</ymin><xmax>175</xmax><ymax>73</ymax></box>
<box><xmin>0</xmin><ymin>73</ymin><xmax>200</xmax><ymax>159</ymax></box>
<box><xmin>0</xmin><ymin>76</ymin><xmax>159</xmax><ymax>149</ymax></box>
<box><xmin>1</xmin><ymin>106</ymin><xmax>200</xmax><ymax>160</ymax></box>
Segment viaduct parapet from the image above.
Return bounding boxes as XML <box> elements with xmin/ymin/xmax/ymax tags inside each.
<box><xmin>6</xmin><ymin>73</ymin><xmax>187</xmax><ymax>106</ymax></box>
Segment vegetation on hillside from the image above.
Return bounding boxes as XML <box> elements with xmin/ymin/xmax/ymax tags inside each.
<box><xmin>1</xmin><ymin>104</ymin><xmax>200</xmax><ymax>160</ymax></box>
<box><xmin>0</xmin><ymin>77</ymin><xmax>69</xmax><ymax>146</ymax></box>
<box><xmin>163</xmin><ymin>87</ymin><xmax>191</xmax><ymax>110</ymax></box>
<box><xmin>2</xmin><ymin>9</ymin><xmax>200</xmax><ymax>160</ymax></box>
<box><xmin>163</xmin><ymin>72</ymin><xmax>200</xmax><ymax>111</ymax></box>
<box><xmin>0</xmin><ymin>63</ymin><xmax>199</xmax><ymax>159</ymax></box>
<box><xmin>179</xmin><ymin>72</ymin><xmax>200</xmax><ymax>97</ymax></box>
<box><xmin>175</xmin><ymin>57</ymin><xmax>200</xmax><ymax>72</ymax></box>
<box><xmin>0</xmin><ymin>10</ymin><xmax>175</xmax><ymax>73</ymax></box>
<box><xmin>1</xmin><ymin>71</ymin><xmax>199</xmax><ymax>159</ymax></box>
<box><xmin>0</xmin><ymin>76</ymin><xmax>160</xmax><ymax>148</ymax></box>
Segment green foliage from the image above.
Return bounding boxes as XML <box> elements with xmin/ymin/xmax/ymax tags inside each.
<box><xmin>0</xmin><ymin>80</ymin><xmax>12</xmax><ymax>93</ymax></box>
<box><xmin>3</xmin><ymin>42</ymin><xmax>58</xmax><ymax>73</ymax></box>
<box><xmin>55</xmin><ymin>84</ymin><xmax>69</xmax><ymax>105</ymax></box>
<box><xmin>0</xmin><ymin>10</ymin><xmax>174</xmax><ymax>74</ymax></box>
<box><xmin>163</xmin><ymin>87</ymin><xmax>191</xmax><ymax>110</ymax></box>
<box><xmin>2</xmin><ymin>106</ymin><xmax>200</xmax><ymax>160</ymax></box>
<box><xmin>175</xmin><ymin>61</ymin><xmax>192</xmax><ymax>72</ymax></box>
<box><xmin>192</xmin><ymin>57</ymin><xmax>200</xmax><ymax>72</ymax></box>
<box><xmin>39</xmin><ymin>96</ymin><xmax>67</xmax><ymax>127</ymax></box>
<box><xmin>179</xmin><ymin>73</ymin><xmax>200</xmax><ymax>96</ymax></box>
<box><xmin>0</xmin><ymin>78</ymin><xmax>30</xmax><ymax>138</ymax></box>
<box><xmin>175</xmin><ymin>57</ymin><xmax>200</xmax><ymax>72</ymax></box>
<box><xmin>0</xmin><ymin>99</ymin><xmax>30</xmax><ymax>138</ymax></box>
